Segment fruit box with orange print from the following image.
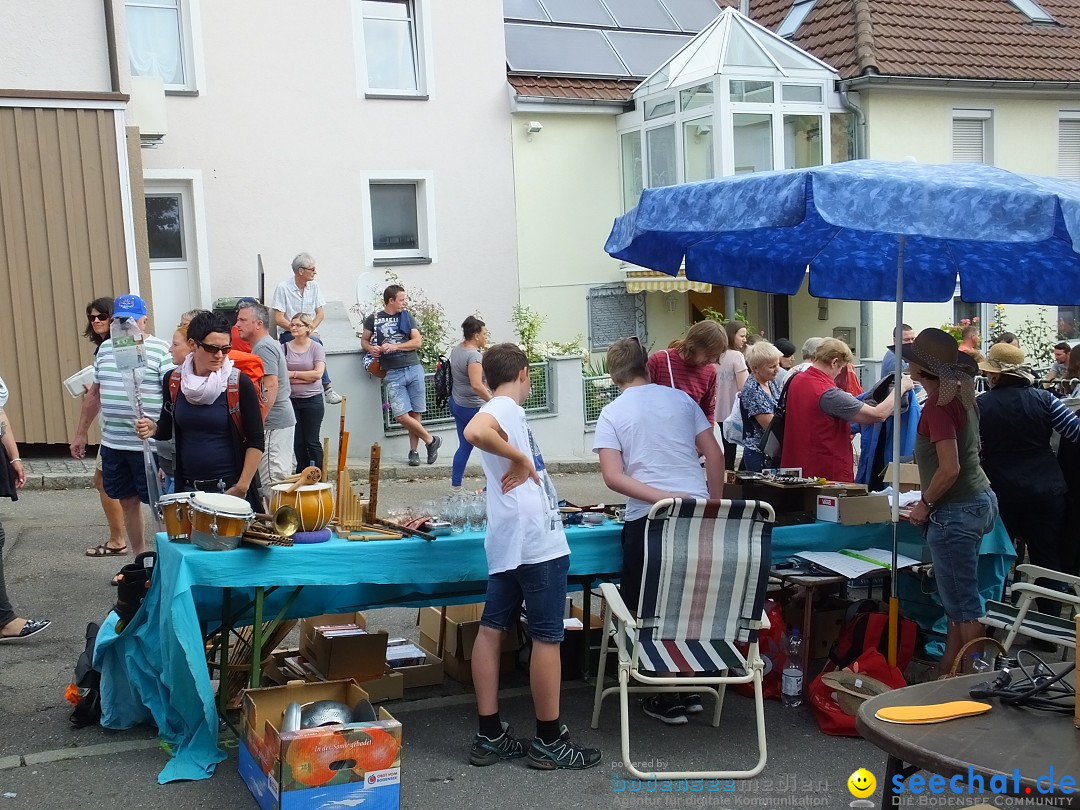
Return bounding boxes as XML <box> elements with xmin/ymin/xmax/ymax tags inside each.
<box><xmin>238</xmin><ymin>679</ymin><xmax>402</xmax><ymax>810</ymax></box>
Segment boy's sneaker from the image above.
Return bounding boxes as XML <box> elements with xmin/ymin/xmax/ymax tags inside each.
<box><xmin>469</xmin><ymin>722</ymin><xmax>527</xmax><ymax>766</ymax></box>
<box><xmin>642</xmin><ymin>694</ymin><xmax>688</xmax><ymax>725</ymax></box>
<box><xmin>408</xmin><ymin>451</ymin><xmax>421</xmax><ymax>467</ymax></box>
<box><xmin>323</xmin><ymin>386</ymin><xmax>343</xmax><ymax>405</ymax></box>
<box><xmin>526</xmin><ymin>731</ymin><xmax>601</xmax><ymax>771</ymax></box>
<box><xmin>683</xmin><ymin>693</ymin><xmax>704</xmax><ymax>714</ymax></box>
<box><xmin>426</xmin><ymin>435</ymin><xmax>442</xmax><ymax>464</ymax></box>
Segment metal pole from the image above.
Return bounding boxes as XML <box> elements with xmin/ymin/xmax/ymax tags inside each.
<box><xmin>888</xmin><ymin>235</ymin><xmax>906</xmax><ymax>667</ymax></box>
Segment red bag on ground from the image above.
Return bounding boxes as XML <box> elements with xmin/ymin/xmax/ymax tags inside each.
<box><xmin>735</xmin><ymin>598</ymin><xmax>786</xmax><ymax>699</ymax></box>
<box><xmin>829</xmin><ymin>599</ymin><xmax>918</xmax><ymax>672</ymax></box>
<box><xmin>809</xmin><ymin>648</ymin><xmax>906</xmax><ymax>736</ymax></box>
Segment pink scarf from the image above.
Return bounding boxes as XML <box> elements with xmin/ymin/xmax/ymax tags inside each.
<box><xmin>180</xmin><ymin>354</ymin><xmax>234</xmax><ymax>405</ymax></box>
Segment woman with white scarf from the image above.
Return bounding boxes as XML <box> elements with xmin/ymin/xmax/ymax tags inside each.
<box><xmin>136</xmin><ymin>311</ymin><xmax>264</xmax><ymax>513</ymax></box>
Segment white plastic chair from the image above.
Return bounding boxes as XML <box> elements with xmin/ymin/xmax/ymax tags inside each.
<box><xmin>590</xmin><ymin>498</ymin><xmax>775</xmax><ymax>780</ymax></box>
<box><xmin>980</xmin><ymin>563</ymin><xmax>1080</xmax><ymax>651</ymax></box>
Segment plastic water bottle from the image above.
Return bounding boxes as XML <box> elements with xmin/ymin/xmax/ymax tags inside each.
<box><xmin>110</xmin><ymin>315</ymin><xmax>146</xmax><ymax>371</ymax></box>
<box><xmin>781</xmin><ymin>630</ymin><xmax>804</xmax><ymax>708</ymax></box>
<box><xmin>971</xmin><ymin>652</ymin><xmax>992</xmax><ymax>674</ymax></box>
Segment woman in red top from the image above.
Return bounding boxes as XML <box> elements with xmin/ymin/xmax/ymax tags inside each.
<box><xmin>645</xmin><ymin>320</ymin><xmax>727</xmax><ymax>424</ymax></box>
<box><xmin>781</xmin><ymin>338</ymin><xmax>911</xmax><ymax>482</ymax></box>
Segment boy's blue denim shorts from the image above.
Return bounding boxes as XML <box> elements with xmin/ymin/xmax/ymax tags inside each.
<box><xmin>481</xmin><ymin>554</ymin><xmax>570</xmax><ymax>643</ymax></box>
<box><xmin>925</xmin><ymin>488</ymin><xmax>998</xmax><ymax>623</ymax></box>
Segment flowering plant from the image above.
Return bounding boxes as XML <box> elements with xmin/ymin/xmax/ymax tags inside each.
<box><xmin>939</xmin><ymin>316</ymin><xmax>979</xmax><ymax>342</ymax></box>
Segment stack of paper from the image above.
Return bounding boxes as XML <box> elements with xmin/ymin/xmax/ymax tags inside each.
<box><xmin>795</xmin><ymin>547</ymin><xmax>921</xmax><ymax>579</ymax></box>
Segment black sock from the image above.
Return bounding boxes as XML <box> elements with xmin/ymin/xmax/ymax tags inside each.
<box><xmin>478</xmin><ymin>712</ymin><xmax>503</xmax><ymax>739</ymax></box>
<box><xmin>536</xmin><ymin>718</ymin><xmax>561</xmax><ymax>745</ymax></box>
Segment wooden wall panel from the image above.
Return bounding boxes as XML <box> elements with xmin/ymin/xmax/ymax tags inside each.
<box><xmin>0</xmin><ymin>105</ymin><xmax>131</xmax><ymax>444</ymax></box>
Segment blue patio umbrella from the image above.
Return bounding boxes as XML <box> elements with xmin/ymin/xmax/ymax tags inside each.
<box><xmin>606</xmin><ymin>159</ymin><xmax>1080</xmax><ymax>663</ymax></box>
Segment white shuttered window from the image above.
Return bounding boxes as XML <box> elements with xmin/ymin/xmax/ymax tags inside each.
<box><xmin>1059</xmin><ymin>114</ymin><xmax>1080</xmax><ymax>179</ymax></box>
<box><xmin>952</xmin><ymin>110</ymin><xmax>992</xmax><ymax>164</ymax></box>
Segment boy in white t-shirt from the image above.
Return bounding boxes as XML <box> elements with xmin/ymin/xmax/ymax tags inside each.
<box><xmin>593</xmin><ymin>337</ymin><xmax>725</xmax><ymax>726</ymax></box>
<box><xmin>463</xmin><ymin>343</ymin><xmax>601</xmax><ymax>771</ymax></box>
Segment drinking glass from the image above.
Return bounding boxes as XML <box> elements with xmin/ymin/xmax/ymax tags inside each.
<box><xmin>447</xmin><ymin>494</ymin><xmax>467</xmax><ymax>534</ymax></box>
<box><xmin>466</xmin><ymin>493</ymin><xmax>487</xmax><ymax>534</ymax></box>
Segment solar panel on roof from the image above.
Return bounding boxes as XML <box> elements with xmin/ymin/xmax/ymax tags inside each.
<box><xmin>601</xmin><ymin>0</ymin><xmax>678</xmax><ymax>31</ymax></box>
<box><xmin>657</xmin><ymin>0</ymin><xmax>724</xmax><ymax>32</ymax></box>
<box><xmin>503</xmin><ymin>0</ymin><xmax>549</xmax><ymax>22</ymax></box>
<box><xmin>605</xmin><ymin>30</ymin><xmax>691</xmax><ymax>77</ymax></box>
<box><xmin>538</xmin><ymin>0</ymin><xmax>616</xmax><ymax>26</ymax></box>
<box><xmin>505</xmin><ymin>24</ymin><xmax>630</xmax><ymax>75</ymax></box>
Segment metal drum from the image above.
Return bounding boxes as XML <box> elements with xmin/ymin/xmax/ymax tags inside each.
<box><xmin>189</xmin><ymin>492</ymin><xmax>254</xmax><ymax>551</ymax></box>
<box><xmin>269</xmin><ymin>483</ymin><xmax>335</xmax><ymax>532</ymax></box>
<box><xmin>157</xmin><ymin>491</ymin><xmax>194</xmax><ymax>541</ymax></box>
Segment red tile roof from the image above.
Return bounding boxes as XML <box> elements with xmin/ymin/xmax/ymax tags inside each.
<box><xmin>508</xmin><ymin>74</ymin><xmax>638</xmax><ymax>102</ymax></box>
<box><xmin>750</xmin><ymin>0</ymin><xmax>1080</xmax><ymax>82</ymax></box>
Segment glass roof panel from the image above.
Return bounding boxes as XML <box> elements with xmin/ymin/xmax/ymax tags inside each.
<box><xmin>759</xmin><ymin>32</ymin><xmax>826</xmax><ymax>70</ymax></box>
<box><xmin>659</xmin><ymin>0</ymin><xmax>723</xmax><ymax>32</ymax></box>
<box><xmin>505</xmin><ymin>24</ymin><xmax>629</xmax><ymax>75</ymax></box>
<box><xmin>606</xmin><ymin>30</ymin><xmax>692</xmax><ymax>78</ymax></box>
<box><xmin>503</xmin><ymin>0</ymin><xmax>549</xmax><ymax>22</ymax></box>
<box><xmin>602</xmin><ymin>0</ymin><xmax>678</xmax><ymax>31</ymax></box>
<box><xmin>722</xmin><ymin>22</ymin><xmax>777</xmax><ymax>69</ymax></box>
<box><xmin>538</xmin><ymin>0</ymin><xmax>616</xmax><ymax>26</ymax></box>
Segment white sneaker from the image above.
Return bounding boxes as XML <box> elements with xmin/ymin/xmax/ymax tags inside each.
<box><xmin>324</xmin><ymin>387</ymin><xmax>343</xmax><ymax>404</ymax></box>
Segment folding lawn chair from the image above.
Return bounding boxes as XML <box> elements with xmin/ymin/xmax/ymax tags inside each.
<box><xmin>980</xmin><ymin>563</ymin><xmax>1080</xmax><ymax>652</ymax></box>
<box><xmin>590</xmin><ymin>497</ymin><xmax>774</xmax><ymax>780</ymax></box>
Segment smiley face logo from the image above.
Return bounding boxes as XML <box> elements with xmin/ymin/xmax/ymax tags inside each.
<box><xmin>848</xmin><ymin>768</ymin><xmax>876</xmax><ymax>798</ymax></box>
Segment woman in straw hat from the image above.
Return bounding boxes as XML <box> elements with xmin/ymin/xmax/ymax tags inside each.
<box><xmin>903</xmin><ymin>328</ymin><xmax>998</xmax><ymax>672</ymax></box>
<box><xmin>978</xmin><ymin>342</ymin><xmax>1080</xmax><ymax>605</ymax></box>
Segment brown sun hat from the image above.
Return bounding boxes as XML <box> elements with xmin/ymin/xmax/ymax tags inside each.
<box><xmin>901</xmin><ymin>327</ymin><xmax>978</xmax><ymax>406</ymax></box>
<box><xmin>821</xmin><ymin>670</ymin><xmax>894</xmax><ymax>716</ymax></box>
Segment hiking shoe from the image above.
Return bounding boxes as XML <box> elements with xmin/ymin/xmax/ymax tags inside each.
<box><xmin>470</xmin><ymin>722</ymin><xmax>527</xmax><ymax>766</ymax></box>
<box><xmin>426</xmin><ymin>435</ymin><xmax>442</xmax><ymax>464</ymax></box>
<box><xmin>526</xmin><ymin>732</ymin><xmax>601</xmax><ymax>770</ymax></box>
<box><xmin>683</xmin><ymin>693</ymin><xmax>704</xmax><ymax>714</ymax></box>
<box><xmin>323</xmin><ymin>387</ymin><xmax>343</xmax><ymax>405</ymax></box>
<box><xmin>408</xmin><ymin>451</ymin><xmax>421</xmax><ymax>467</ymax></box>
<box><xmin>642</xmin><ymin>694</ymin><xmax>688</xmax><ymax>725</ymax></box>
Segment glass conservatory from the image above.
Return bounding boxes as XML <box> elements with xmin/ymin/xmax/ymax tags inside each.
<box><xmin>617</xmin><ymin>7</ymin><xmax>855</xmax><ymax>213</ymax></box>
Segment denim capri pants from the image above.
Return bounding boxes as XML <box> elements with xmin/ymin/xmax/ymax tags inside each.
<box><xmin>924</xmin><ymin>488</ymin><xmax>998</xmax><ymax>623</ymax></box>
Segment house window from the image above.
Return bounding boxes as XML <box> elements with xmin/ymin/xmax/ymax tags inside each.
<box><xmin>126</xmin><ymin>0</ymin><xmax>196</xmax><ymax>91</ymax></box>
<box><xmin>733</xmin><ymin>113</ymin><xmax>773</xmax><ymax>174</ymax></box>
<box><xmin>777</xmin><ymin>0</ymin><xmax>817</xmax><ymax>38</ymax></box>
<box><xmin>620</xmin><ymin>131</ymin><xmax>643</xmax><ymax>211</ymax></box>
<box><xmin>364</xmin><ymin>174</ymin><xmax>435</xmax><ymax>264</ymax></box>
<box><xmin>646</xmin><ymin>125</ymin><xmax>677</xmax><ymax>188</ymax></box>
<box><xmin>783</xmin><ymin>114</ymin><xmax>822</xmax><ymax>169</ymax></box>
<box><xmin>358</xmin><ymin>0</ymin><xmax>425</xmax><ymax>95</ymax></box>
<box><xmin>683</xmin><ymin>117</ymin><xmax>714</xmax><ymax>183</ymax></box>
<box><xmin>1006</xmin><ymin>0</ymin><xmax>1056</xmax><ymax>24</ymax></box>
<box><xmin>1059</xmin><ymin>113</ymin><xmax>1080</xmax><ymax>180</ymax></box>
<box><xmin>952</xmin><ymin>110</ymin><xmax>993</xmax><ymax>164</ymax></box>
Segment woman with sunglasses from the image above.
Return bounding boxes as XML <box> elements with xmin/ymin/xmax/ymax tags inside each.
<box><xmin>135</xmin><ymin>311</ymin><xmax>264</xmax><ymax>513</ymax></box>
<box><xmin>72</xmin><ymin>297</ymin><xmax>127</xmax><ymax>558</ymax></box>
<box><xmin>284</xmin><ymin>312</ymin><xmax>326</xmax><ymax>473</ymax></box>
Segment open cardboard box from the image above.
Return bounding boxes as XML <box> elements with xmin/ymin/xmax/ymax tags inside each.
<box><xmin>884</xmin><ymin>462</ymin><xmax>921</xmax><ymax>493</ymax></box>
<box><xmin>262</xmin><ymin>649</ymin><xmax>403</xmax><ymax>703</ymax></box>
<box><xmin>816</xmin><ymin>492</ymin><xmax>891</xmax><ymax>525</ymax></box>
<box><xmin>299</xmin><ymin>612</ymin><xmax>388</xmax><ymax>683</ymax></box>
<box><xmin>237</xmin><ymin>679</ymin><xmax>402</xmax><ymax>810</ymax></box>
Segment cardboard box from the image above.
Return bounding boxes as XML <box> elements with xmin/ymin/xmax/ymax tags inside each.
<box><xmin>884</xmin><ymin>462</ymin><xmax>921</xmax><ymax>493</ymax></box>
<box><xmin>261</xmin><ymin>649</ymin><xmax>403</xmax><ymax>703</ymax></box>
<box><xmin>299</xmin><ymin>612</ymin><xmax>388</xmax><ymax>682</ymax></box>
<box><xmin>418</xmin><ymin>632</ymin><xmax>515</xmax><ymax>684</ymax></box>
<box><xmin>393</xmin><ymin>651</ymin><xmax>445</xmax><ymax>690</ymax></box>
<box><xmin>816</xmin><ymin>493</ymin><xmax>891</xmax><ymax>525</ymax></box>
<box><xmin>416</xmin><ymin>604</ymin><xmax>520</xmax><ymax>661</ymax></box>
<box><xmin>782</xmin><ymin>599</ymin><xmax>849</xmax><ymax>659</ymax></box>
<box><xmin>238</xmin><ymin>679</ymin><xmax>401</xmax><ymax>810</ymax></box>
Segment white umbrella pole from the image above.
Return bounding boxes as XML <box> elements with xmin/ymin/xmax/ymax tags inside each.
<box><xmin>888</xmin><ymin>235</ymin><xmax>906</xmax><ymax>667</ymax></box>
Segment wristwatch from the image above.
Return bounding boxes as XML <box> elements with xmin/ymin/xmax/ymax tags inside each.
<box><xmin>920</xmin><ymin>498</ymin><xmax>936</xmax><ymax>511</ymax></box>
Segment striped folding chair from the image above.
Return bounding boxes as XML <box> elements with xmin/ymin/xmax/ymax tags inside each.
<box><xmin>590</xmin><ymin>498</ymin><xmax>774</xmax><ymax>780</ymax></box>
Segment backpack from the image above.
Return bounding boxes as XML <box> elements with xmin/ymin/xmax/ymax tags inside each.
<box><xmin>828</xmin><ymin>599</ymin><xmax>918</xmax><ymax>672</ymax></box>
<box><xmin>433</xmin><ymin>355</ymin><xmax>453</xmax><ymax>408</ymax></box>
<box><xmin>229</xmin><ymin>349</ymin><xmax>265</xmax><ymax>389</ymax></box>
<box><xmin>759</xmin><ymin>376</ymin><xmax>791</xmax><ymax>459</ymax></box>
<box><xmin>168</xmin><ymin>367</ymin><xmax>246</xmax><ymax>440</ymax></box>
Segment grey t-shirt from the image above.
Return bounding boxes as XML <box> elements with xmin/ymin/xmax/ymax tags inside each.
<box><xmin>450</xmin><ymin>344</ymin><xmax>485</xmax><ymax>409</ymax></box>
<box><xmin>819</xmin><ymin>387</ymin><xmax>865</xmax><ymax>421</ymax></box>
<box><xmin>253</xmin><ymin>335</ymin><xmax>296</xmax><ymax>430</ymax></box>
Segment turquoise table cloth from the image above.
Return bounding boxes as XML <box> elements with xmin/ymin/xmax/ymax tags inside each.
<box><xmin>94</xmin><ymin>516</ymin><xmax>1013</xmax><ymax>783</ymax></box>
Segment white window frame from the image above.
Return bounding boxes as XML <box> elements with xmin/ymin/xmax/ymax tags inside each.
<box><xmin>952</xmin><ymin>109</ymin><xmax>993</xmax><ymax>164</ymax></box>
<box><xmin>125</xmin><ymin>0</ymin><xmax>203</xmax><ymax>94</ymax></box>
<box><xmin>361</xmin><ymin>170</ymin><xmax>436</xmax><ymax>266</ymax></box>
<box><xmin>1059</xmin><ymin>111</ymin><xmax>1080</xmax><ymax>180</ymax></box>
<box><xmin>351</xmin><ymin>0</ymin><xmax>433</xmax><ymax>100</ymax></box>
<box><xmin>143</xmin><ymin>170</ymin><xmax>212</xmax><ymax>307</ymax></box>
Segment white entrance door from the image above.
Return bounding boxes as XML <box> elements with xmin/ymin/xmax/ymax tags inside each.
<box><xmin>144</xmin><ymin>183</ymin><xmax>200</xmax><ymax>336</ymax></box>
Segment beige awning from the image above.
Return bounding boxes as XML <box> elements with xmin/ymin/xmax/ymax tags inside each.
<box><xmin>625</xmin><ymin>269</ymin><xmax>712</xmax><ymax>294</ymax></box>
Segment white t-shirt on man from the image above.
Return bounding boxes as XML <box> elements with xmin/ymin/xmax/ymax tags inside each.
<box><xmin>477</xmin><ymin>396</ymin><xmax>570</xmax><ymax>575</ymax></box>
<box><xmin>592</xmin><ymin>383</ymin><xmax>711</xmax><ymax>521</ymax></box>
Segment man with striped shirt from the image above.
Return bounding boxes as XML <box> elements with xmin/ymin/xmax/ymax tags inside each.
<box><xmin>71</xmin><ymin>295</ymin><xmax>171</xmax><ymax>557</ymax></box>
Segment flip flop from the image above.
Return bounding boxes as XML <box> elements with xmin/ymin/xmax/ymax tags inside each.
<box><xmin>86</xmin><ymin>543</ymin><xmax>127</xmax><ymax>558</ymax></box>
<box><xmin>0</xmin><ymin>618</ymin><xmax>51</xmax><ymax>642</ymax></box>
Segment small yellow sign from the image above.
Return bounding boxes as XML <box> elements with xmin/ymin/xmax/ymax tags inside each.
<box><xmin>848</xmin><ymin>768</ymin><xmax>877</xmax><ymax>798</ymax></box>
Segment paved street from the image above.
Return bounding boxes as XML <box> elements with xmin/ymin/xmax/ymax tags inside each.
<box><xmin>0</xmin><ymin>471</ymin><xmax>886</xmax><ymax>809</ymax></box>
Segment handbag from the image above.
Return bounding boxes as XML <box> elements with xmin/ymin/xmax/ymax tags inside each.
<box><xmin>363</xmin><ymin>353</ymin><xmax>386</xmax><ymax>379</ymax></box>
<box><xmin>722</xmin><ymin>395</ymin><xmax>746</xmax><ymax>446</ymax></box>
<box><xmin>759</xmin><ymin>379</ymin><xmax>790</xmax><ymax>459</ymax></box>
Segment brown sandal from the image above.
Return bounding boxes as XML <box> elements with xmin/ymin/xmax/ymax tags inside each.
<box><xmin>86</xmin><ymin>543</ymin><xmax>127</xmax><ymax>558</ymax></box>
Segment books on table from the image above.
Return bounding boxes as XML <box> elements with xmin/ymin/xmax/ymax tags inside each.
<box><xmin>794</xmin><ymin>547</ymin><xmax>921</xmax><ymax>579</ymax></box>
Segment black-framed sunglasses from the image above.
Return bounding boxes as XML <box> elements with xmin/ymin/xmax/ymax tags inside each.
<box><xmin>88</xmin><ymin>313</ymin><xmax>110</xmax><ymax>322</ymax></box>
<box><xmin>628</xmin><ymin>334</ymin><xmax>648</xmax><ymax>362</ymax></box>
<box><xmin>195</xmin><ymin>339</ymin><xmax>232</xmax><ymax>356</ymax></box>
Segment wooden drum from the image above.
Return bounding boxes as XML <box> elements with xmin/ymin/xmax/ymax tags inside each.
<box><xmin>158</xmin><ymin>491</ymin><xmax>193</xmax><ymax>541</ymax></box>
<box><xmin>189</xmin><ymin>492</ymin><xmax>254</xmax><ymax>551</ymax></box>
<box><xmin>269</xmin><ymin>483</ymin><xmax>335</xmax><ymax>532</ymax></box>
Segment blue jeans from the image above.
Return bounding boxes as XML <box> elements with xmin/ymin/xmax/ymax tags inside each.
<box><xmin>280</xmin><ymin>331</ymin><xmax>330</xmax><ymax>387</ymax></box>
<box><xmin>385</xmin><ymin>364</ymin><xmax>426</xmax><ymax>418</ymax></box>
<box><xmin>481</xmin><ymin>555</ymin><xmax>570</xmax><ymax>643</ymax></box>
<box><xmin>925</xmin><ymin>488</ymin><xmax>999</xmax><ymax>622</ymax></box>
<box><xmin>449</xmin><ymin>398</ymin><xmax>480</xmax><ymax>486</ymax></box>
